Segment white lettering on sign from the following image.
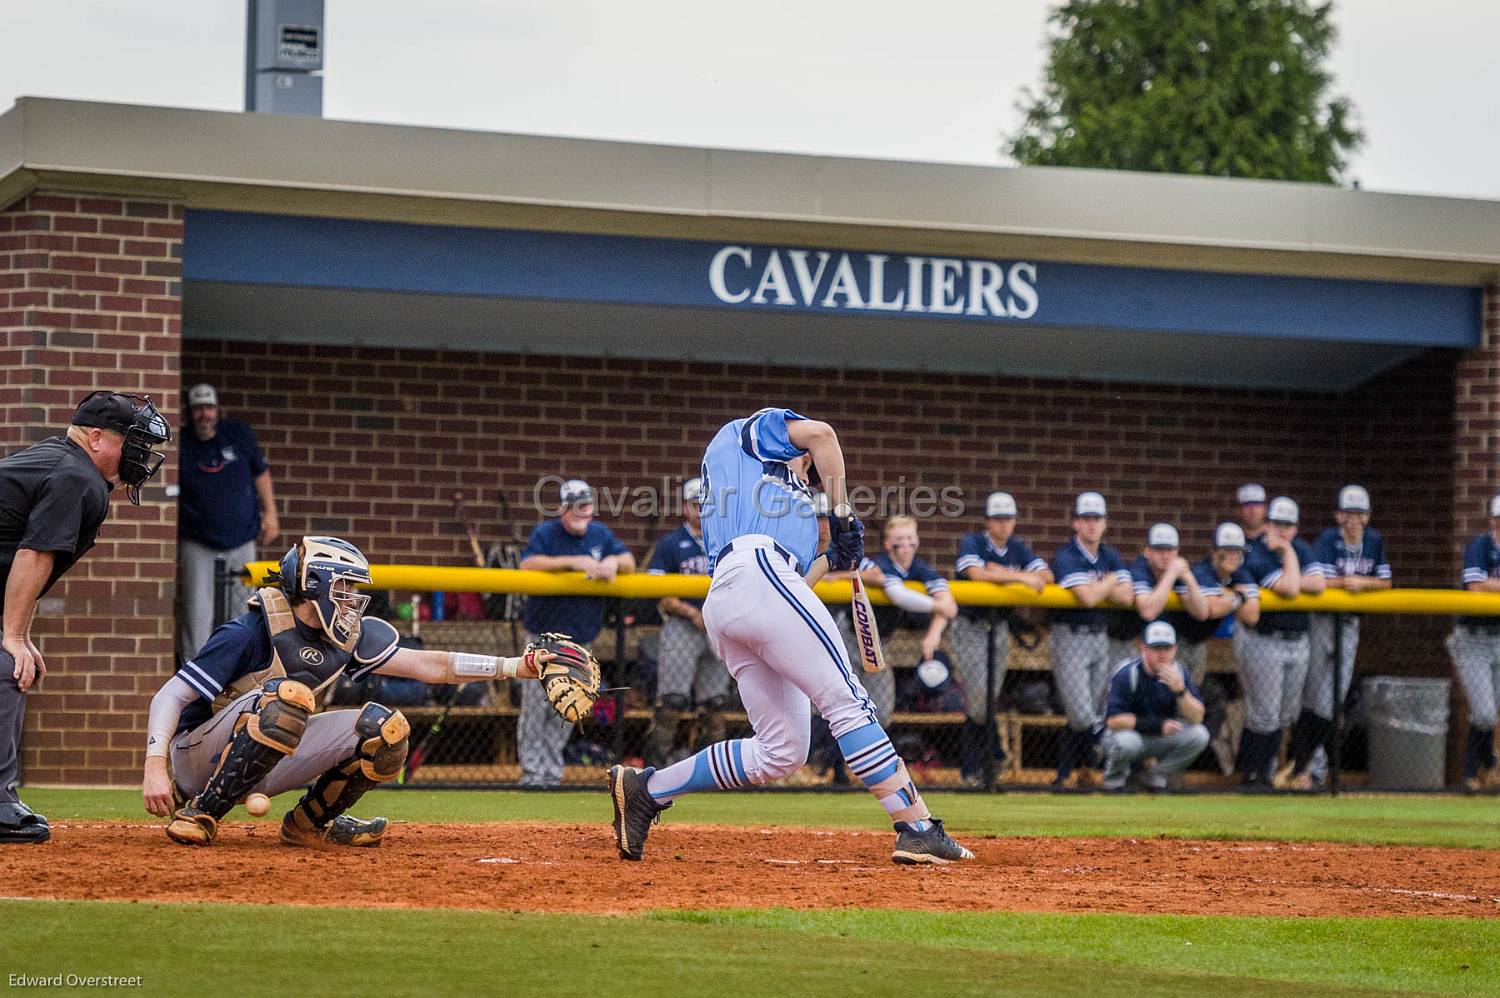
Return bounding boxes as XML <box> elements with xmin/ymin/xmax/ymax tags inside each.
<box><xmin>708</xmin><ymin>245</ymin><xmax>1038</xmax><ymax>319</ymax></box>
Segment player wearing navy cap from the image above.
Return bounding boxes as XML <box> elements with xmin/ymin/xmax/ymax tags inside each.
<box><xmin>1235</xmin><ymin>497</ymin><xmax>1325</xmax><ymax>786</ymax></box>
<box><xmin>951</xmin><ymin>491</ymin><xmax>1052</xmax><ymax>785</ymax></box>
<box><xmin>854</xmin><ymin>516</ymin><xmax>957</xmax><ymax>726</ymax></box>
<box><xmin>1448</xmin><ymin>494</ymin><xmax>1500</xmax><ymax>792</ymax></box>
<box><xmin>1049</xmin><ymin>491</ymin><xmax>1133</xmax><ymax>788</ymax></box>
<box><xmin>644</xmin><ymin>477</ymin><xmax>732</xmax><ymax>769</ymax></box>
<box><xmin>1275</xmin><ymin>485</ymin><xmax>1391</xmax><ymax>790</ymax></box>
<box><xmin>1100</xmin><ymin>621</ymin><xmax>1209</xmax><ymax>791</ymax></box>
<box><xmin>1127</xmin><ymin>523</ymin><xmax>1211</xmax><ymax>681</ymax></box>
<box><xmin>518</xmin><ymin>479</ymin><xmax>635</xmax><ymax>786</ymax></box>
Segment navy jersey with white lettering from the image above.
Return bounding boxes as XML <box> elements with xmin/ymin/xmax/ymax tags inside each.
<box><xmin>1051</xmin><ymin>538</ymin><xmax>1130</xmax><ymax>629</ymax></box>
<box><xmin>1458</xmin><ymin>533</ymin><xmax>1500</xmax><ymax>629</ymax></box>
<box><xmin>648</xmin><ymin>523</ymin><xmax>710</xmax><ymax>607</ymax></box>
<box><xmin>1128</xmin><ymin>554</ymin><xmax>1199</xmax><ymax>635</ymax></box>
<box><xmin>522</xmin><ymin>519</ymin><xmax>631</xmax><ymax>642</ymax></box>
<box><xmin>1244</xmin><ymin>535</ymin><xmax>1321</xmax><ymax>634</ymax></box>
<box><xmin>1309</xmin><ymin>527</ymin><xmax>1391</xmax><ymax>582</ymax></box>
<box><xmin>862</xmin><ymin>551</ymin><xmax>949</xmax><ymax>633</ymax></box>
<box><xmin>954</xmin><ymin>530</ymin><xmax>1047</xmax><ymax>622</ymax></box>
<box><xmin>1175</xmin><ymin>557</ymin><xmax>1259</xmax><ymax>643</ymax></box>
<box><xmin>700</xmin><ymin>408</ymin><xmax>819</xmax><ymax>572</ymax></box>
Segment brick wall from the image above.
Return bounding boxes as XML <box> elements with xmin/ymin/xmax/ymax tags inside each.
<box><xmin>1</xmin><ymin>192</ymin><xmax>182</xmax><ymax>786</ymax></box>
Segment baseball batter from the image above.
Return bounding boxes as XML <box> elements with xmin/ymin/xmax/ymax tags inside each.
<box><xmin>1049</xmin><ymin>491</ymin><xmax>1134</xmax><ymax>788</ymax></box>
<box><xmin>1276</xmin><ymin>485</ymin><xmax>1390</xmax><ymax>789</ymax></box>
<box><xmin>1449</xmin><ymin>494</ymin><xmax>1500</xmax><ymax>792</ymax></box>
<box><xmin>1235</xmin><ymin>496</ymin><xmax>1325</xmax><ymax>786</ymax></box>
<box><xmin>142</xmin><ymin>536</ymin><xmax>556</xmax><ymax>847</ymax></box>
<box><xmin>608</xmin><ymin>408</ymin><xmax>972</xmax><ymax>864</ymax></box>
<box><xmin>951</xmin><ymin>491</ymin><xmax>1052</xmax><ymax>785</ymax></box>
<box><xmin>644</xmin><ymin>477</ymin><xmax>732</xmax><ymax>768</ymax></box>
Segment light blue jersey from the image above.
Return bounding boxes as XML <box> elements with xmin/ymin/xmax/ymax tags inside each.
<box><xmin>701</xmin><ymin>407</ymin><xmax>820</xmax><ymax>572</ymax></box>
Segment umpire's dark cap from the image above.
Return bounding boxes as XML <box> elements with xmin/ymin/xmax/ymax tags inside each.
<box><xmin>72</xmin><ymin>392</ymin><xmax>142</xmax><ymax>434</ymax></box>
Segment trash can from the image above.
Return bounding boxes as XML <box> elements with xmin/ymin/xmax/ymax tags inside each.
<box><xmin>1362</xmin><ymin>677</ymin><xmax>1450</xmax><ymax>790</ymax></box>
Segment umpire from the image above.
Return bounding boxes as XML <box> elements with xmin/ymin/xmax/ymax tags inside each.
<box><xmin>0</xmin><ymin>391</ymin><xmax>171</xmax><ymax>843</ymax></box>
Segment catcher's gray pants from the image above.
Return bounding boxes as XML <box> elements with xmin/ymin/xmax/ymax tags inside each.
<box><xmin>1448</xmin><ymin>626</ymin><xmax>1500</xmax><ymax>726</ymax></box>
<box><xmin>1304</xmin><ymin>615</ymin><xmax>1360</xmax><ymax>721</ymax></box>
<box><xmin>178</xmin><ymin>537</ymin><xmax>256</xmax><ymax>661</ymax></box>
<box><xmin>1233</xmin><ymin>629</ymin><xmax>1309</xmax><ymax>733</ymax></box>
<box><xmin>1051</xmin><ymin>625</ymin><xmax>1112</xmax><ymax>731</ymax></box>
<box><xmin>835</xmin><ymin>610</ymin><xmax>894</xmax><ymax>725</ymax></box>
<box><xmin>518</xmin><ymin>631</ymin><xmax>573</xmax><ymax>786</ymax></box>
<box><xmin>1177</xmin><ymin>640</ymin><xmax>1209</xmax><ymax>689</ymax></box>
<box><xmin>0</xmin><ymin>651</ymin><xmax>23</xmax><ymax>804</ymax></box>
<box><xmin>1102</xmin><ymin>724</ymin><xmax>1210</xmax><ymax>781</ymax></box>
<box><xmin>170</xmin><ymin>689</ymin><xmax>367</xmax><ymax>799</ymax></box>
<box><xmin>949</xmin><ymin>615</ymin><xmax>1009</xmax><ymax>723</ymax></box>
<box><xmin>658</xmin><ymin>616</ymin><xmax>732</xmax><ymax>704</ymax></box>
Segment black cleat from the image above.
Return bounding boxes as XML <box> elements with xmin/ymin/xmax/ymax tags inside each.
<box><xmin>281</xmin><ymin>811</ymin><xmax>387</xmax><ymax>848</ymax></box>
<box><xmin>609</xmin><ymin>765</ymin><xmax>669</xmax><ymax>861</ymax></box>
<box><xmin>0</xmin><ymin>801</ymin><xmax>49</xmax><ymax>845</ymax></box>
<box><xmin>891</xmin><ymin>818</ymin><xmax>974</xmax><ymax>865</ymax></box>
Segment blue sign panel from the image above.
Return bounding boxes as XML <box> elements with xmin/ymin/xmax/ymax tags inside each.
<box><xmin>184</xmin><ymin>210</ymin><xmax>1480</xmax><ymax>347</ymax></box>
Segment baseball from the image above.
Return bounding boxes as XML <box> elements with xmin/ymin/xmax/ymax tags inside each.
<box><xmin>245</xmin><ymin>793</ymin><xmax>271</xmax><ymax>817</ymax></box>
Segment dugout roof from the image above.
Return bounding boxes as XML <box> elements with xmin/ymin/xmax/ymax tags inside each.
<box><xmin>3</xmin><ymin>98</ymin><xmax>1498</xmax><ymax>392</ymax></box>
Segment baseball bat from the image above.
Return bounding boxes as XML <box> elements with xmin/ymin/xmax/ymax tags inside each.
<box><xmin>849</xmin><ymin>570</ymin><xmax>886</xmax><ymax>674</ymax></box>
<box><xmin>454</xmin><ymin>490</ymin><xmax>486</xmax><ymax>568</ymax></box>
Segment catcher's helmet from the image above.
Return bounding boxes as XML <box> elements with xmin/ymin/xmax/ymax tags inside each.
<box><xmin>268</xmin><ymin>536</ymin><xmax>373</xmax><ymax>652</ymax></box>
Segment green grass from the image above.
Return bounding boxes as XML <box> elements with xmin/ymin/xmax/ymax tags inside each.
<box><xmin>0</xmin><ymin>900</ymin><xmax>1489</xmax><ymax>997</ymax></box>
<box><xmin>25</xmin><ymin>787</ymin><xmax>1500</xmax><ymax>848</ymax></box>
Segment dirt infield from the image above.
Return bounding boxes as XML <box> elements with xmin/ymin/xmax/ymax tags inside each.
<box><xmin>5</xmin><ymin>821</ymin><xmax>1499</xmax><ymax>918</ymax></box>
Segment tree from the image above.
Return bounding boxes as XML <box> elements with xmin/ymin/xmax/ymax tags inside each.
<box><xmin>1008</xmin><ymin>0</ymin><xmax>1362</xmax><ymax>183</ymax></box>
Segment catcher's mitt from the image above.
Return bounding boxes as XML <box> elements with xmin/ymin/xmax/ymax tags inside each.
<box><xmin>528</xmin><ymin>632</ymin><xmax>601</xmax><ymax>724</ymax></box>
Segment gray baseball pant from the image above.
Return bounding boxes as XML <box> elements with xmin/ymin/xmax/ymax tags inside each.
<box><xmin>1051</xmin><ymin>625</ymin><xmax>1112</xmax><ymax>731</ymax></box>
<box><xmin>518</xmin><ymin>630</ymin><xmax>573</xmax><ymax>786</ymax></box>
<box><xmin>1448</xmin><ymin>627</ymin><xmax>1500</xmax><ymax>726</ymax></box>
<box><xmin>1233</xmin><ymin>629</ymin><xmax>1309</xmax><ymax>733</ymax></box>
<box><xmin>178</xmin><ymin>537</ymin><xmax>257</xmax><ymax>660</ymax></box>
<box><xmin>170</xmin><ymin>689</ymin><xmax>368</xmax><ymax>798</ymax></box>
<box><xmin>658</xmin><ymin>615</ymin><xmax>732</xmax><ymax>704</ymax></box>
<box><xmin>949</xmin><ymin>615</ymin><xmax>1009</xmax><ymax>723</ymax></box>
<box><xmin>1303</xmin><ymin>615</ymin><xmax>1360</xmax><ymax>720</ymax></box>
<box><xmin>0</xmin><ymin>651</ymin><xmax>24</xmax><ymax>804</ymax></box>
<box><xmin>1102</xmin><ymin>724</ymin><xmax>1210</xmax><ymax>782</ymax></box>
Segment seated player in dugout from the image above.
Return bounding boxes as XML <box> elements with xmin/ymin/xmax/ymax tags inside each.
<box><xmin>851</xmin><ymin>516</ymin><xmax>958</xmax><ymax>725</ymax></box>
<box><xmin>142</xmin><ymin>536</ymin><xmax>558</xmax><ymax>847</ymax></box>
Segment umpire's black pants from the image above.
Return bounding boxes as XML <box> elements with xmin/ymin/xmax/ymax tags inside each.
<box><xmin>0</xmin><ymin>648</ymin><xmax>24</xmax><ymax>803</ymax></box>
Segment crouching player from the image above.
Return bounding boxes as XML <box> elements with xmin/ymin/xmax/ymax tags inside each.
<box><xmin>142</xmin><ymin>536</ymin><xmax>553</xmax><ymax>847</ymax></box>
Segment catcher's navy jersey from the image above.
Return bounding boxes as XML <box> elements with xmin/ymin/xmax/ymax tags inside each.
<box><xmin>1309</xmin><ymin>527</ymin><xmax>1391</xmax><ymax>581</ymax></box>
<box><xmin>861</xmin><ymin>551</ymin><xmax>949</xmax><ymax>633</ymax></box>
<box><xmin>648</xmin><ymin>524</ymin><xmax>710</xmax><ymax>606</ymax></box>
<box><xmin>700</xmin><ymin>408</ymin><xmax>819</xmax><ymax>572</ymax></box>
<box><xmin>1244</xmin><ymin>535</ymin><xmax>1321</xmax><ymax>634</ymax></box>
<box><xmin>1051</xmin><ymin>538</ymin><xmax>1130</xmax><ymax>629</ymax></box>
<box><xmin>954</xmin><ymin>530</ymin><xmax>1046</xmax><ymax>621</ymax></box>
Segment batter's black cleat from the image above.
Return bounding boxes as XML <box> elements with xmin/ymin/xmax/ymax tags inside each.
<box><xmin>280</xmin><ymin>810</ymin><xmax>387</xmax><ymax>848</ymax></box>
<box><xmin>609</xmin><ymin>764</ymin><xmax>669</xmax><ymax>861</ymax></box>
<box><xmin>0</xmin><ymin>800</ymin><xmax>49</xmax><ymax>845</ymax></box>
<box><xmin>891</xmin><ymin>818</ymin><xmax>974</xmax><ymax>865</ymax></box>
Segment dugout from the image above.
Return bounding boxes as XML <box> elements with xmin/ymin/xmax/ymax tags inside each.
<box><xmin>2</xmin><ymin>97</ymin><xmax>1499</xmax><ymax>786</ymax></box>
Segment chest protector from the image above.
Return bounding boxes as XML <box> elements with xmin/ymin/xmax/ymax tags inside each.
<box><xmin>211</xmin><ymin>588</ymin><xmax>356</xmax><ymax>712</ymax></box>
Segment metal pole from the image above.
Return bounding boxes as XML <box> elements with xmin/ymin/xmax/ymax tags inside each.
<box><xmin>1330</xmin><ymin>613</ymin><xmax>1345</xmax><ymax>797</ymax></box>
<box><xmin>212</xmin><ymin>556</ymin><xmax>230</xmax><ymax>630</ymax></box>
<box><xmin>613</xmin><ymin>600</ymin><xmax>628</xmax><ymax>764</ymax></box>
<box><xmin>981</xmin><ymin>612</ymin><xmax>998</xmax><ymax>789</ymax></box>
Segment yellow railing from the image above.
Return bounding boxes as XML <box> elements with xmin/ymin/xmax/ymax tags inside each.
<box><xmin>242</xmin><ymin>562</ymin><xmax>1500</xmax><ymax>616</ymax></box>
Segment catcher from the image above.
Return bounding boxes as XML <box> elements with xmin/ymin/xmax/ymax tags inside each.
<box><xmin>141</xmin><ymin>536</ymin><xmax>599</xmax><ymax>847</ymax></box>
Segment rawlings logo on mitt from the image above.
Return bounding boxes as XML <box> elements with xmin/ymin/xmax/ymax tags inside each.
<box><xmin>527</xmin><ymin>632</ymin><xmax>601</xmax><ymax>724</ymax></box>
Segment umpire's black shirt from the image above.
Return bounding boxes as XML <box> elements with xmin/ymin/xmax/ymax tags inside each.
<box><xmin>0</xmin><ymin>436</ymin><xmax>111</xmax><ymax>614</ymax></box>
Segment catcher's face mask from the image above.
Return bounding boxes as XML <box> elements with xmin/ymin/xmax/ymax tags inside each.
<box><xmin>274</xmin><ymin>536</ymin><xmax>373</xmax><ymax>652</ymax></box>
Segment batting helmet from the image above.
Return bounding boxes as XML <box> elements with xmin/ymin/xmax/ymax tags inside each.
<box><xmin>268</xmin><ymin>536</ymin><xmax>373</xmax><ymax>652</ymax></box>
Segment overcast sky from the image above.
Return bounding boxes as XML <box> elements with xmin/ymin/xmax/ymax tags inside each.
<box><xmin>3</xmin><ymin>0</ymin><xmax>1497</xmax><ymax>201</ymax></box>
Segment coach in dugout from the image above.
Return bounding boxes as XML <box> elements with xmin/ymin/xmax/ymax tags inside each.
<box><xmin>0</xmin><ymin>392</ymin><xmax>171</xmax><ymax>843</ymax></box>
<box><xmin>517</xmin><ymin>479</ymin><xmax>634</xmax><ymax>786</ymax></box>
<box><xmin>1100</xmin><ymin>621</ymin><xmax>1209</xmax><ymax>791</ymax></box>
<box><xmin>177</xmin><ymin>384</ymin><xmax>280</xmax><ymax>659</ymax></box>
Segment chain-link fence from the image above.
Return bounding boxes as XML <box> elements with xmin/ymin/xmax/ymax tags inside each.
<box><xmin>216</xmin><ymin>560</ymin><xmax>1492</xmax><ymax>793</ymax></box>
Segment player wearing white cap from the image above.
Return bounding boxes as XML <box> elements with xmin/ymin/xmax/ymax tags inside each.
<box><xmin>1235</xmin><ymin>496</ymin><xmax>1325</xmax><ymax>786</ymax></box>
<box><xmin>1276</xmin><ymin>485</ymin><xmax>1390</xmax><ymax>789</ymax></box>
<box><xmin>1450</xmin><ymin>494</ymin><xmax>1500</xmax><ymax>792</ymax></box>
<box><xmin>1100</xmin><ymin>621</ymin><xmax>1210</xmax><ymax>791</ymax></box>
<box><xmin>644</xmin><ymin>477</ymin><xmax>733</xmax><ymax>770</ymax></box>
<box><xmin>951</xmin><ymin>492</ymin><xmax>1053</xmax><ymax>785</ymax></box>
<box><xmin>1237</xmin><ymin>483</ymin><xmax>1269</xmax><ymax>544</ymax></box>
<box><xmin>1049</xmin><ymin>491</ymin><xmax>1133</xmax><ymax>788</ymax></box>
<box><xmin>1127</xmin><ymin>523</ymin><xmax>1212</xmax><ymax>682</ymax></box>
